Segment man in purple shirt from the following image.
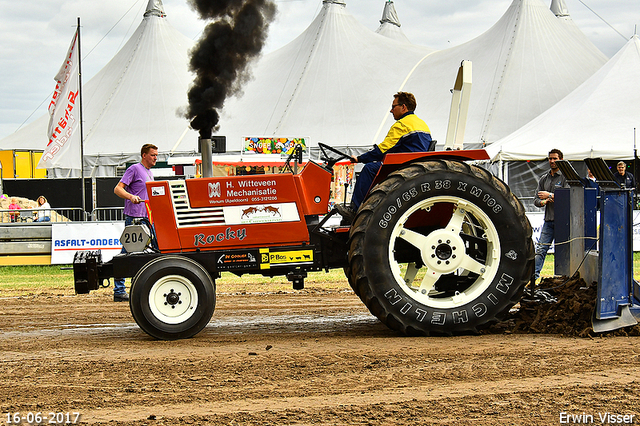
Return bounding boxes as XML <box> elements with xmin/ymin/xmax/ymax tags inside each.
<box><xmin>112</xmin><ymin>144</ymin><xmax>158</xmax><ymax>301</ymax></box>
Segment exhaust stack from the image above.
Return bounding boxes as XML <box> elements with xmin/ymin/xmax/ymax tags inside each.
<box><xmin>199</xmin><ymin>127</ymin><xmax>213</xmax><ymax>178</ymax></box>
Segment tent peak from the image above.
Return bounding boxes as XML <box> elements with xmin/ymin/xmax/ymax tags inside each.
<box><xmin>550</xmin><ymin>0</ymin><xmax>570</xmax><ymax>18</ymax></box>
<box><xmin>323</xmin><ymin>0</ymin><xmax>346</xmax><ymax>6</ymax></box>
<box><xmin>380</xmin><ymin>1</ymin><xmax>401</xmax><ymax>27</ymax></box>
<box><xmin>144</xmin><ymin>0</ymin><xmax>166</xmax><ymax>18</ymax></box>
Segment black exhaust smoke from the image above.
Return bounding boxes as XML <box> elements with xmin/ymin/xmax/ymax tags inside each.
<box><xmin>185</xmin><ymin>0</ymin><xmax>277</xmax><ymax>134</ymax></box>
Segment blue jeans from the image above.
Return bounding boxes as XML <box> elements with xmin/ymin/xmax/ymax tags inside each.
<box><xmin>352</xmin><ymin>162</ymin><xmax>382</xmax><ymax>209</ymax></box>
<box><xmin>113</xmin><ymin>215</ymin><xmax>136</xmax><ymax>295</ymax></box>
<box><xmin>534</xmin><ymin>220</ymin><xmax>555</xmax><ymax>280</ymax></box>
<box><xmin>113</xmin><ymin>214</ymin><xmax>159</xmax><ymax>294</ymax></box>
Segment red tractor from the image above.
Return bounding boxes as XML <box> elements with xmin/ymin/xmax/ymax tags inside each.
<box><xmin>74</xmin><ymin>143</ymin><xmax>533</xmax><ymax>340</ymax></box>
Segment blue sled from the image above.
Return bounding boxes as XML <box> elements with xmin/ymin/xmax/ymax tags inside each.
<box><xmin>593</xmin><ymin>188</ymin><xmax>640</xmax><ymax>333</ymax></box>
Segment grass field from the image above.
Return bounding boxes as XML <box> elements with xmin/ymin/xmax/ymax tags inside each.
<box><xmin>1</xmin><ymin>254</ymin><xmax>639</xmax><ymax>297</ymax></box>
<box><xmin>0</xmin><ymin>263</ymin><xmax>351</xmax><ymax>297</ymax></box>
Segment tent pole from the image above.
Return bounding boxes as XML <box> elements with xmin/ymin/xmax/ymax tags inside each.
<box><xmin>77</xmin><ymin>17</ymin><xmax>86</xmax><ymax>219</ymax></box>
<box><xmin>634</xmin><ymin>127</ymin><xmax>638</xmax><ymax>208</ymax></box>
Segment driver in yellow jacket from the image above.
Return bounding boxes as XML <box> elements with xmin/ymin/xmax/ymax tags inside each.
<box><xmin>337</xmin><ymin>92</ymin><xmax>433</xmax><ymax>223</ymax></box>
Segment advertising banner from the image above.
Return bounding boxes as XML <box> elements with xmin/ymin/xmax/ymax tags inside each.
<box><xmin>243</xmin><ymin>137</ymin><xmax>307</xmax><ymax>155</ymax></box>
<box><xmin>38</xmin><ymin>29</ymin><xmax>81</xmax><ymax>170</ymax></box>
<box><xmin>51</xmin><ymin>222</ymin><xmax>124</xmax><ymax>264</ymax></box>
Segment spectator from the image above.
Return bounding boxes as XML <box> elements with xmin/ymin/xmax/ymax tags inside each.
<box><xmin>613</xmin><ymin>161</ymin><xmax>635</xmax><ymax>189</ymax></box>
<box><xmin>581</xmin><ymin>169</ymin><xmax>600</xmax><ymax>209</ymax></box>
<box><xmin>35</xmin><ymin>196</ymin><xmax>51</xmax><ymax>222</ymax></box>
<box><xmin>8</xmin><ymin>198</ymin><xmax>21</xmax><ymax>223</ymax></box>
<box><xmin>112</xmin><ymin>144</ymin><xmax>158</xmax><ymax>302</ymax></box>
<box><xmin>533</xmin><ymin>148</ymin><xmax>568</xmax><ymax>283</ymax></box>
<box><xmin>581</xmin><ymin>168</ymin><xmax>597</xmax><ymax>188</ymax></box>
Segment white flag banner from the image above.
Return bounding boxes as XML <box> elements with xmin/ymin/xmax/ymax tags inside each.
<box><xmin>38</xmin><ymin>29</ymin><xmax>82</xmax><ymax>170</ymax></box>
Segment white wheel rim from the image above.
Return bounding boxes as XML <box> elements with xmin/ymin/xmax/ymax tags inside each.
<box><xmin>148</xmin><ymin>275</ymin><xmax>199</xmax><ymax>324</ymax></box>
<box><xmin>388</xmin><ymin>195</ymin><xmax>501</xmax><ymax>309</ymax></box>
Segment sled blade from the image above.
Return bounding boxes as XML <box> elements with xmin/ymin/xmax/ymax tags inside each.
<box><xmin>592</xmin><ymin>305</ymin><xmax>638</xmax><ymax>333</ymax></box>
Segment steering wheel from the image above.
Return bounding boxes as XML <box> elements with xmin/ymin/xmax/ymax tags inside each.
<box><xmin>318</xmin><ymin>142</ymin><xmax>356</xmax><ymax>170</ymax></box>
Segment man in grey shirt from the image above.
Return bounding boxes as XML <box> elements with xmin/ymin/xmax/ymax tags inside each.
<box><xmin>533</xmin><ymin>148</ymin><xmax>567</xmax><ymax>283</ymax></box>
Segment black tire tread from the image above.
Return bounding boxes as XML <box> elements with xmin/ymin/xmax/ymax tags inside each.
<box><xmin>346</xmin><ymin>160</ymin><xmax>534</xmax><ymax>336</ymax></box>
<box><xmin>130</xmin><ymin>255</ymin><xmax>216</xmax><ymax>340</ymax></box>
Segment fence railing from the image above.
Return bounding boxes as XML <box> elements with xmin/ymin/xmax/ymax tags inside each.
<box><xmin>0</xmin><ymin>207</ymin><xmax>121</xmax><ymax>224</ymax></box>
<box><xmin>91</xmin><ymin>207</ymin><xmax>124</xmax><ymax>222</ymax></box>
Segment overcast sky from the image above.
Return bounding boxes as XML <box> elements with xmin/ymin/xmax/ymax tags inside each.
<box><xmin>0</xmin><ymin>0</ymin><xmax>637</xmax><ymax>141</ymax></box>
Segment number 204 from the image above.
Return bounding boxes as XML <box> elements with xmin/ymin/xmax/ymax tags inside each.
<box><xmin>124</xmin><ymin>232</ymin><xmax>144</xmax><ymax>244</ymax></box>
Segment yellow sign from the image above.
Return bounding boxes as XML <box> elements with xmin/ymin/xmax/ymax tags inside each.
<box><xmin>259</xmin><ymin>248</ymin><xmax>313</xmax><ymax>269</ymax></box>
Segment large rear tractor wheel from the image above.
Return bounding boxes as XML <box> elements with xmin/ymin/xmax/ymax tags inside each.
<box><xmin>347</xmin><ymin>160</ymin><xmax>533</xmax><ymax>335</ymax></box>
<box><xmin>130</xmin><ymin>256</ymin><xmax>216</xmax><ymax>340</ymax></box>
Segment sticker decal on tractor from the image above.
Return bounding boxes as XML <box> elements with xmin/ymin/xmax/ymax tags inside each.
<box><xmin>259</xmin><ymin>248</ymin><xmax>313</xmax><ymax>269</ymax></box>
<box><xmin>151</xmin><ymin>186</ymin><xmax>165</xmax><ymax>196</ymax></box>
<box><xmin>194</xmin><ymin>227</ymin><xmax>247</xmax><ymax>246</ymax></box>
<box><xmin>208</xmin><ymin>179</ymin><xmax>278</xmax><ymax>205</ymax></box>
<box><xmin>224</xmin><ymin>203</ymin><xmax>300</xmax><ymax>225</ymax></box>
<box><xmin>208</xmin><ymin>182</ymin><xmax>221</xmax><ymax>198</ymax></box>
<box><xmin>216</xmin><ymin>251</ymin><xmax>259</xmax><ymax>270</ymax></box>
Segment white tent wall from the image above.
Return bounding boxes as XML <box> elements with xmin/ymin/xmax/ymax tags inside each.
<box><xmin>0</xmin><ymin>0</ymin><xmax>198</xmax><ymax>177</ymax></box>
<box><xmin>79</xmin><ymin>2</ymin><xmax>198</xmax><ymax>176</ymax></box>
<box><xmin>218</xmin><ymin>0</ymin><xmax>607</xmax><ymax>153</ymax></box>
<box><xmin>216</xmin><ymin>0</ymin><xmax>434</xmax><ymax>152</ymax></box>
<box><xmin>487</xmin><ymin>35</ymin><xmax>640</xmax><ymax>162</ymax></box>
<box><xmin>390</xmin><ymin>0</ymin><xmax>608</xmax><ymax>150</ymax></box>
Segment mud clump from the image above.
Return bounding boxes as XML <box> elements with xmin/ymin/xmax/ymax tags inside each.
<box><xmin>483</xmin><ymin>276</ymin><xmax>640</xmax><ymax>337</ymax></box>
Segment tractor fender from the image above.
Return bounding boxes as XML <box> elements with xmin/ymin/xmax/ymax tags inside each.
<box><xmin>373</xmin><ymin>149</ymin><xmax>490</xmax><ymax>190</ymax></box>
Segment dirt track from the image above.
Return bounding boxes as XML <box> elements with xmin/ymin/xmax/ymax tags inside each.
<box><xmin>1</xmin><ymin>284</ymin><xmax>640</xmax><ymax>425</ymax></box>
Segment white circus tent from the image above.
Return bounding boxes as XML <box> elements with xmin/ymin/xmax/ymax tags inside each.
<box><xmin>216</xmin><ymin>0</ymin><xmax>434</xmax><ymax>154</ymax></box>
<box><xmin>0</xmin><ymin>0</ymin><xmax>613</xmax><ymax>176</ymax></box>
<box><xmin>0</xmin><ymin>0</ymin><xmax>198</xmax><ymax>177</ymax></box>
<box><xmin>217</xmin><ymin>0</ymin><xmax>608</xmax><ymax>153</ymax></box>
<box><xmin>487</xmin><ymin>35</ymin><xmax>640</xmax><ymax>162</ymax></box>
<box><xmin>382</xmin><ymin>0</ymin><xmax>609</xmax><ymax>149</ymax></box>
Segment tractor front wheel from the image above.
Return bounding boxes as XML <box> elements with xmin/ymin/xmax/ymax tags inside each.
<box><xmin>347</xmin><ymin>160</ymin><xmax>533</xmax><ymax>335</ymax></box>
<box><xmin>130</xmin><ymin>256</ymin><xmax>216</xmax><ymax>340</ymax></box>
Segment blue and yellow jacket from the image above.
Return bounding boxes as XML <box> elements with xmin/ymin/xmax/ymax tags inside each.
<box><xmin>358</xmin><ymin>112</ymin><xmax>432</xmax><ymax>163</ymax></box>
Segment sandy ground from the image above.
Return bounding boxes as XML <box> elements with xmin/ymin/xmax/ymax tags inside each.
<box><xmin>1</xmin><ymin>284</ymin><xmax>640</xmax><ymax>426</ymax></box>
